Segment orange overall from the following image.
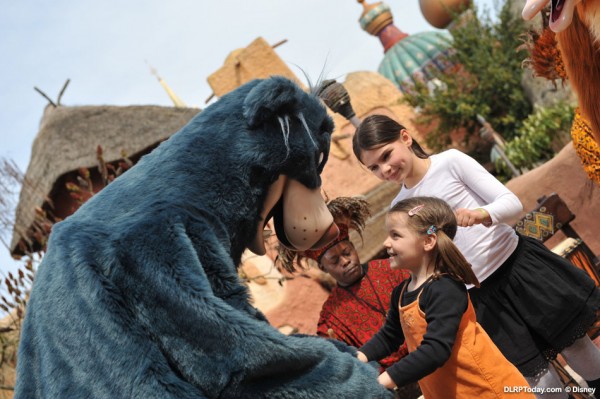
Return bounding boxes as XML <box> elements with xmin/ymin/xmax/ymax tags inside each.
<box><xmin>399</xmin><ymin>283</ymin><xmax>534</xmax><ymax>398</ymax></box>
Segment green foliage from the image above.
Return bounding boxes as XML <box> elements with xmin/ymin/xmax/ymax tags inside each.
<box><xmin>403</xmin><ymin>0</ymin><xmax>532</xmax><ymax>151</ymax></box>
<box><xmin>502</xmin><ymin>102</ymin><xmax>575</xmax><ymax>171</ymax></box>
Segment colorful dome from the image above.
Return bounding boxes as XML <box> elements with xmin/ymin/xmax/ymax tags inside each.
<box><xmin>378</xmin><ymin>31</ymin><xmax>454</xmax><ymax>93</ymax></box>
<box><xmin>358</xmin><ymin>0</ymin><xmax>455</xmax><ymax>93</ymax></box>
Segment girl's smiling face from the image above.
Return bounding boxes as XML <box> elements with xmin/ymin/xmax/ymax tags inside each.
<box><xmin>359</xmin><ymin>130</ymin><xmax>415</xmax><ymax>184</ymax></box>
<box><xmin>383</xmin><ymin>212</ymin><xmax>427</xmax><ymax>272</ymax></box>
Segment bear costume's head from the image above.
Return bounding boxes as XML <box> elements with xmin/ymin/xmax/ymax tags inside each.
<box><xmin>16</xmin><ymin>76</ymin><xmax>392</xmax><ymax>398</ymax></box>
<box><xmin>141</xmin><ymin>75</ymin><xmax>340</xmax><ymax>264</ymax></box>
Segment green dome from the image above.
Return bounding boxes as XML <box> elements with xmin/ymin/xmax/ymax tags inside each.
<box><xmin>378</xmin><ymin>30</ymin><xmax>454</xmax><ymax>93</ymax></box>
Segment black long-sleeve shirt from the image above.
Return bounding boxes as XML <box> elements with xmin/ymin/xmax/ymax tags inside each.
<box><xmin>359</xmin><ymin>275</ymin><xmax>468</xmax><ymax>387</ymax></box>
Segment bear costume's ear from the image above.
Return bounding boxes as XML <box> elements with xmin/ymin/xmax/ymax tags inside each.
<box><xmin>243</xmin><ymin>76</ymin><xmax>307</xmax><ymax>128</ymax></box>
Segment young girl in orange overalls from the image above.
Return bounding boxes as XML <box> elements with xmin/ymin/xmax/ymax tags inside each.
<box><xmin>357</xmin><ymin>196</ymin><xmax>534</xmax><ymax>398</ymax></box>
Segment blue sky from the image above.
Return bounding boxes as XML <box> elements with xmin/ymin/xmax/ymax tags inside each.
<box><xmin>0</xmin><ymin>0</ymin><xmax>497</xmax><ymax>278</ymax></box>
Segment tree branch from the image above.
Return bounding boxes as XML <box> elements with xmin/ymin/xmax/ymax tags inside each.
<box><xmin>57</xmin><ymin>79</ymin><xmax>70</xmax><ymax>105</ymax></box>
<box><xmin>33</xmin><ymin>87</ymin><xmax>57</xmax><ymax>108</ymax></box>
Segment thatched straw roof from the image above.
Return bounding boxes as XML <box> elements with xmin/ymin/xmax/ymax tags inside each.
<box><xmin>10</xmin><ymin>105</ymin><xmax>200</xmax><ymax>255</ymax></box>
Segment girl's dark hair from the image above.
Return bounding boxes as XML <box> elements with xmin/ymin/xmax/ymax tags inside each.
<box><xmin>389</xmin><ymin>196</ymin><xmax>480</xmax><ymax>287</ymax></box>
<box><xmin>352</xmin><ymin>114</ymin><xmax>428</xmax><ymax>163</ymax></box>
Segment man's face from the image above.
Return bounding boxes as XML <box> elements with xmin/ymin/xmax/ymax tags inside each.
<box><xmin>319</xmin><ymin>240</ymin><xmax>362</xmax><ymax>286</ymax></box>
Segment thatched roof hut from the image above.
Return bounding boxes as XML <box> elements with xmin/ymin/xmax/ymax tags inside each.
<box><xmin>10</xmin><ymin>104</ymin><xmax>200</xmax><ymax>256</ymax></box>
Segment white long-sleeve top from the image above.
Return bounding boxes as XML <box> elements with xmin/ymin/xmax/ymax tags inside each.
<box><xmin>391</xmin><ymin>149</ymin><xmax>523</xmax><ymax>284</ymax></box>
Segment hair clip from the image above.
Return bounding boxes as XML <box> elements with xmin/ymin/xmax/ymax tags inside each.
<box><xmin>427</xmin><ymin>225</ymin><xmax>437</xmax><ymax>235</ymax></box>
<box><xmin>408</xmin><ymin>204</ymin><xmax>425</xmax><ymax>216</ymax></box>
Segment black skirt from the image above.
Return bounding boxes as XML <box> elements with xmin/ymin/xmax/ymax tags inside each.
<box><xmin>469</xmin><ymin>234</ymin><xmax>600</xmax><ymax>377</ymax></box>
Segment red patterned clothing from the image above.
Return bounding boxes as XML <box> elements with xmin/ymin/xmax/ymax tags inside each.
<box><xmin>317</xmin><ymin>259</ymin><xmax>410</xmax><ymax>369</ymax></box>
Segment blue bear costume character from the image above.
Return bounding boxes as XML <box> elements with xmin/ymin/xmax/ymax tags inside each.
<box><xmin>16</xmin><ymin>77</ymin><xmax>392</xmax><ymax>398</ymax></box>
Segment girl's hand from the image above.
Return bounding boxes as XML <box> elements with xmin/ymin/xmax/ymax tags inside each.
<box><xmin>377</xmin><ymin>371</ymin><xmax>397</xmax><ymax>389</ymax></box>
<box><xmin>455</xmin><ymin>208</ymin><xmax>492</xmax><ymax>227</ymax></box>
<box><xmin>356</xmin><ymin>351</ymin><xmax>368</xmax><ymax>363</ymax></box>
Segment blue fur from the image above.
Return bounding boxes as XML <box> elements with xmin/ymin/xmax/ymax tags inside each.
<box><xmin>16</xmin><ymin>77</ymin><xmax>392</xmax><ymax>398</ymax></box>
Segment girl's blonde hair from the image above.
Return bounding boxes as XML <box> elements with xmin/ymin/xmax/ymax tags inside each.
<box><xmin>389</xmin><ymin>196</ymin><xmax>480</xmax><ymax>287</ymax></box>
